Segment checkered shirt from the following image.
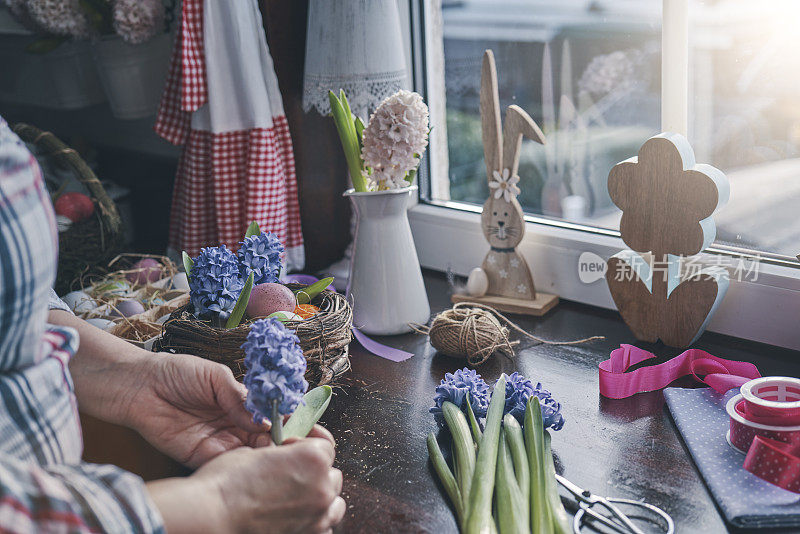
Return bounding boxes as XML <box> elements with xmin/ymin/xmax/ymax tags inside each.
<box><xmin>0</xmin><ymin>118</ymin><xmax>164</xmax><ymax>533</ymax></box>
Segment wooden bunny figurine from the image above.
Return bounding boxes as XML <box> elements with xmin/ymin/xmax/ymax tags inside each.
<box><xmin>454</xmin><ymin>50</ymin><xmax>559</xmax><ymax>316</ymax></box>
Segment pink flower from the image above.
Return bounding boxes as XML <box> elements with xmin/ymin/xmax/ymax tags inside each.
<box><xmin>361</xmin><ymin>90</ymin><xmax>429</xmax><ymax>190</ymax></box>
<box><xmin>112</xmin><ymin>0</ymin><xmax>163</xmax><ymax>44</ymax></box>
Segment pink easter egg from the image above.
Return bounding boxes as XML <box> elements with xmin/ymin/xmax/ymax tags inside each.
<box><xmin>246</xmin><ymin>283</ymin><xmax>296</xmax><ymax>318</ymax></box>
<box><xmin>127</xmin><ymin>259</ymin><xmax>163</xmax><ymax>285</ymax></box>
<box><xmin>113</xmin><ymin>299</ymin><xmax>145</xmax><ymax>317</ymax></box>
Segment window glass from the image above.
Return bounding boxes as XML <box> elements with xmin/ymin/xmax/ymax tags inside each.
<box><xmin>434</xmin><ymin>0</ymin><xmax>662</xmax><ymax>222</ymax></box>
<box><xmin>429</xmin><ymin>0</ymin><xmax>800</xmax><ymax>259</ymax></box>
<box><xmin>691</xmin><ymin>0</ymin><xmax>800</xmax><ymax>257</ymax></box>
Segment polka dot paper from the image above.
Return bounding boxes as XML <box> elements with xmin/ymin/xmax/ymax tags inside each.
<box><xmin>664</xmin><ymin>387</ymin><xmax>800</xmax><ymax>529</ymax></box>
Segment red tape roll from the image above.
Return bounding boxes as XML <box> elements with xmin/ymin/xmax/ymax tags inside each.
<box><xmin>727</xmin><ymin>377</ymin><xmax>800</xmax><ymax>494</ymax></box>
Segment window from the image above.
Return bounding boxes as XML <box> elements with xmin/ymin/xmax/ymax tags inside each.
<box><xmin>409</xmin><ymin>0</ymin><xmax>800</xmax><ymax>349</ymax></box>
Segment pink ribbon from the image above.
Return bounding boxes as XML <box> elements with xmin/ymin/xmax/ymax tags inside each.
<box><xmin>599</xmin><ymin>344</ymin><xmax>761</xmax><ymax>399</ymax></box>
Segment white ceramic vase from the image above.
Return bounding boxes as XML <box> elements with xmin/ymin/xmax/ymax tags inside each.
<box><xmin>345</xmin><ymin>186</ymin><xmax>430</xmax><ymax>335</ymax></box>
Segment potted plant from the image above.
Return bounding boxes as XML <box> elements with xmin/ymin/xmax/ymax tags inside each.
<box><xmin>329</xmin><ymin>89</ymin><xmax>431</xmax><ymax>335</ymax></box>
<box><xmin>7</xmin><ymin>0</ymin><xmax>173</xmax><ymax>119</ymax></box>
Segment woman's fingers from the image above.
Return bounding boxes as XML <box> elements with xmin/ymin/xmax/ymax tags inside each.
<box><xmin>209</xmin><ymin>361</ymin><xmax>268</xmax><ymax>433</ymax></box>
<box><xmin>328</xmin><ymin>468</ymin><xmax>343</xmax><ymax>496</ymax></box>
<box><xmin>307</xmin><ymin>424</ymin><xmax>336</xmax><ymax>447</ymax></box>
<box><xmin>312</xmin><ymin>496</ymin><xmax>346</xmax><ymax>533</ymax></box>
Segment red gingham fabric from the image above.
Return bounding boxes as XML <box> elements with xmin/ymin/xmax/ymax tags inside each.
<box><xmin>155</xmin><ymin>0</ymin><xmax>303</xmax><ymax>257</ymax></box>
<box><xmin>153</xmin><ymin>0</ymin><xmax>206</xmax><ymax>145</ymax></box>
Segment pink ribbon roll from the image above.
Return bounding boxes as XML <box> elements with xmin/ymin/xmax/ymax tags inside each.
<box><xmin>726</xmin><ymin>377</ymin><xmax>800</xmax><ymax>493</ymax></box>
<box><xmin>599</xmin><ymin>344</ymin><xmax>761</xmax><ymax>399</ymax></box>
<box><xmin>726</xmin><ymin>393</ymin><xmax>800</xmax><ymax>453</ymax></box>
<box><xmin>740</xmin><ymin>377</ymin><xmax>800</xmax><ymax>426</ymax></box>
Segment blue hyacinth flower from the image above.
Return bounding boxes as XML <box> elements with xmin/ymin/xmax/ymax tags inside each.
<box><xmin>237</xmin><ymin>231</ymin><xmax>284</xmax><ymax>285</ymax></box>
<box><xmin>242</xmin><ymin>318</ymin><xmax>308</xmax><ymax>424</ymax></box>
<box><xmin>430</xmin><ymin>368</ymin><xmax>491</xmax><ymax>426</ymax></box>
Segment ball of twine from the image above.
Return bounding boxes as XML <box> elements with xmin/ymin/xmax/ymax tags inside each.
<box><xmin>427</xmin><ymin>306</ymin><xmax>518</xmax><ymax>366</ymax></box>
<box><xmin>411</xmin><ymin>302</ymin><xmax>604</xmax><ymax>367</ymax></box>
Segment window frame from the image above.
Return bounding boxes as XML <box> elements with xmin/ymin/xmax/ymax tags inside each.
<box><xmin>406</xmin><ymin>0</ymin><xmax>800</xmax><ymax>351</ymax></box>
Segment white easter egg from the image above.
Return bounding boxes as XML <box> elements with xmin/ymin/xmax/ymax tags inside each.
<box><xmin>85</xmin><ymin>318</ymin><xmax>116</xmax><ymax>331</ymax></box>
<box><xmin>62</xmin><ymin>291</ymin><xmax>96</xmax><ymax>314</ymax></box>
<box><xmin>267</xmin><ymin>310</ymin><xmax>304</xmax><ymax>322</ymax></box>
<box><xmin>56</xmin><ymin>215</ymin><xmax>72</xmax><ymax>233</ymax></box>
<box><xmin>171</xmin><ymin>272</ymin><xmax>189</xmax><ymax>290</ymax></box>
<box><xmin>466</xmin><ymin>267</ymin><xmax>489</xmax><ymax>297</ymax></box>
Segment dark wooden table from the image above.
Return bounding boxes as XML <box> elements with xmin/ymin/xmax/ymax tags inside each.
<box><xmin>324</xmin><ymin>271</ymin><xmax>800</xmax><ymax>534</ymax></box>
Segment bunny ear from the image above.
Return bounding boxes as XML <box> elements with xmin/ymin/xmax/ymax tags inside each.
<box><xmin>502</xmin><ymin>105</ymin><xmax>545</xmax><ymax>176</ymax></box>
<box><xmin>480</xmin><ymin>50</ymin><xmax>503</xmax><ymax>183</ymax></box>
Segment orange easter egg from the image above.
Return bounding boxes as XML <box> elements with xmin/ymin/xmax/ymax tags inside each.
<box><xmin>294</xmin><ymin>304</ymin><xmax>320</xmax><ymax>319</ymax></box>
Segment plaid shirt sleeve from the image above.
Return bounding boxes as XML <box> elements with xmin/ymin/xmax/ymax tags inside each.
<box><xmin>1</xmin><ymin>118</ymin><xmax>165</xmax><ymax>533</ymax></box>
<box><xmin>0</xmin><ymin>456</ymin><xmax>164</xmax><ymax>533</ymax></box>
<box><xmin>48</xmin><ymin>289</ymin><xmax>72</xmax><ymax>314</ymax></box>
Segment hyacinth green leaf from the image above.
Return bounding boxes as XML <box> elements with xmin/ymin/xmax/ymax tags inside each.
<box><xmin>503</xmin><ymin>413</ymin><xmax>529</xmax><ymax>506</ymax></box>
<box><xmin>465</xmin><ymin>375</ymin><xmax>506</xmax><ymax>534</ymax></box>
<box><xmin>465</xmin><ymin>394</ymin><xmax>482</xmax><ymax>446</ymax></box>
<box><xmin>244</xmin><ymin>220</ymin><xmax>261</xmax><ymax>239</ymax></box>
<box><xmin>496</xmin><ymin>432</ymin><xmax>528</xmax><ymax>534</ymax></box>
<box><xmin>182</xmin><ymin>251</ymin><xmax>193</xmax><ymax>277</ymax></box>
<box><xmin>355</xmin><ymin>116</ymin><xmax>366</xmax><ymax>145</ymax></box>
<box><xmin>294</xmin><ymin>277</ymin><xmax>334</xmax><ymax>305</ymax></box>
<box><xmin>543</xmin><ymin>431</ymin><xmax>572</xmax><ymax>534</ymax></box>
<box><xmin>427</xmin><ymin>433</ymin><xmax>464</xmax><ymax>525</ymax></box>
<box><xmin>339</xmin><ymin>90</ymin><xmax>366</xmax><ymax>191</ymax></box>
<box><xmin>442</xmin><ymin>401</ymin><xmax>476</xmax><ymax>510</ymax></box>
<box><xmin>525</xmin><ymin>397</ymin><xmax>553</xmax><ymax>534</ymax></box>
<box><xmin>225</xmin><ymin>272</ymin><xmax>254</xmax><ymax>329</ymax></box>
<box><xmin>328</xmin><ymin>91</ymin><xmax>367</xmax><ymax>192</ymax></box>
<box><xmin>283</xmin><ymin>386</ymin><xmax>333</xmax><ymax>439</ymax></box>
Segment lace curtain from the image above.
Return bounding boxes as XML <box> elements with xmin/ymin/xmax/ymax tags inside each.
<box><xmin>302</xmin><ymin>0</ymin><xmax>409</xmax><ymax>119</ymax></box>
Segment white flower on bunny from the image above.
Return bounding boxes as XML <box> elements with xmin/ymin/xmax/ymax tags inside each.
<box><xmin>489</xmin><ymin>168</ymin><xmax>521</xmax><ymax>203</ymax></box>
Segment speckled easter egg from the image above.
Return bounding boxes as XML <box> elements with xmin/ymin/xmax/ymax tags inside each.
<box><xmin>113</xmin><ymin>299</ymin><xmax>145</xmax><ymax>317</ymax></box>
<box><xmin>171</xmin><ymin>272</ymin><xmax>189</xmax><ymax>290</ymax></box>
<box><xmin>86</xmin><ymin>318</ymin><xmax>116</xmax><ymax>331</ymax></box>
<box><xmin>62</xmin><ymin>290</ymin><xmax>96</xmax><ymax>314</ymax></box>
<box><xmin>246</xmin><ymin>283</ymin><xmax>296</xmax><ymax>318</ymax></box>
<box><xmin>94</xmin><ymin>280</ymin><xmax>131</xmax><ymax>298</ymax></box>
<box><xmin>127</xmin><ymin>259</ymin><xmax>163</xmax><ymax>285</ymax></box>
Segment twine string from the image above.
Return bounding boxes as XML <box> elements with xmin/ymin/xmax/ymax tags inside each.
<box><xmin>410</xmin><ymin>302</ymin><xmax>603</xmax><ymax>366</ymax></box>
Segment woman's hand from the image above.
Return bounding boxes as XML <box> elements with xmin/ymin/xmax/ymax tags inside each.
<box><xmin>50</xmin><ymin>309</ymin><xmax>332</xmax><ymax>468</ymax></box>
<box><xmin>125</xmin><ymin>352</ymin><xmax>335</xmax><ymax>468</ymax></box>
<box><xmin>148</xmin><ymin>437</ymin><xmax>345</xmax><ymax>534</ymax></box>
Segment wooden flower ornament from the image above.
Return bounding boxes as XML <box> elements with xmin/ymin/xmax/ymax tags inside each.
<box><xmin>606</xmin><ymin>133</ymin><xmax>730</xmax><ymax>348</ymax></box>
<box><xmin>453</xmin><ymin>50</ymin><xmax>558</xmax><ymax>316</ymax></box>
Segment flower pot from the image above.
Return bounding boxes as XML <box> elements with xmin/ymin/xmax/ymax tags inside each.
<box><xmin>43</xmin><ymin>41</ymin><xmax>106</xmax><ymax>109</ymax></box>
<box><xmin>0</xmin><ymin>36</ymin><xmax>105</xmax><ymax>109</ymax></box>
<box><xmin>92</xmin><ymin>33</ymin><xmax>172</xmax><ymax>119</ymax></box>
<box><xmin>345</xmin><ymin>186</ymin><xmax>430</xmax><ymax>335</ymax></box>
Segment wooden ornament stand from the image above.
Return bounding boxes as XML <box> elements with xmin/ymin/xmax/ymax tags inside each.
<box><xmin>605</xmin><ymin>133</ymin><xmax>730</xmax><ymax>348</ymax></box>
<box><xmin>451</xmin><ymin>50</ymin><xmax>558</xmax><ymax>317</ymax></box>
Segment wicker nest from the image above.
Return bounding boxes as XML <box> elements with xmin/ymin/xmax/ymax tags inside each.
<box><xmin>154</xmin><ymin>284</ymin><xmax>352</xmax><ymax>387</ymax></box>
<box><xmin>13</xmin><ymin>123</ymin><xmax>123</xmax><ymax>295</ymax></box>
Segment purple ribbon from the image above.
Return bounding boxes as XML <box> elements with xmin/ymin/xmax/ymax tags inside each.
<box><xmin>284</xmin><ymin>274</ymin><xmax>414</xmax><ymax>363</ymax></box>
<box><xmin>352</xmin><ymin>328</ymin><xmax>414</xmax><ymax>362</ymax></box>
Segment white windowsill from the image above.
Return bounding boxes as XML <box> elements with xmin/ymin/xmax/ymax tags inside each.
<box><xmin>409</xmin><ymin>201</ymin><xmax>800</xmax><ymax>351</ymax></box>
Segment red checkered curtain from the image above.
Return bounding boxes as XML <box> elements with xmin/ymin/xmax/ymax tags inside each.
<box><xmin>155</xmin><ymin>0</ymin><xmax>304</xmax><ymax>269</ymax></box>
